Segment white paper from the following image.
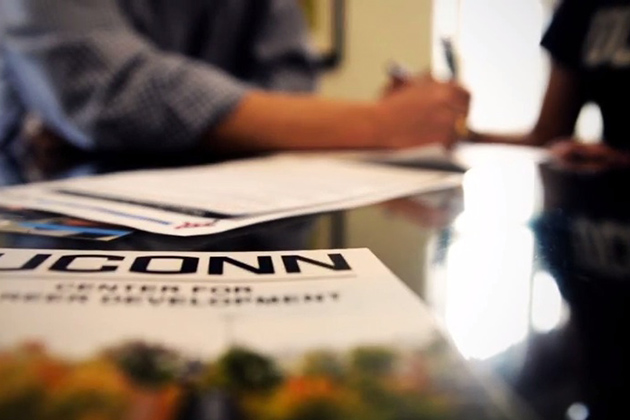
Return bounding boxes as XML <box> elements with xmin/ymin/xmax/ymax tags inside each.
<box><xmin>0</xmin><ymin>248</ymin><xmax>436</xmax><ymax>358</ymax></box>
<box><xmin>0</xmin><ymin>155</ymin><xmax>461</xmax><ymax>236</ymax></box>
<box><xmin>52</xmin><ymin>155</ymin><xmax>457</xmax><ymax>215</ymax></box>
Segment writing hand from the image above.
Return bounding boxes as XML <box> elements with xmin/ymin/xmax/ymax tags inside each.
<box><xmin>377</xmin><ymin>73</ymin><xmax>470</xmax><ymax>149</ymax></box>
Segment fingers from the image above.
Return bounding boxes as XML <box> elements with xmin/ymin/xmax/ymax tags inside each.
<box><xmin>424</xmin><ymin>107</ymin><xmax>462</xmax><ymax>147</ymax></box>
<box><xmin>549</xmin><ymin>140</ymin><xmax>578</xmax><ymax>161</ymax></box>
<box><xmin>549</xmin><ymin>140</ymin><xmax>630</xmax><ymax>171</ymax></box>
<box><xmin>383</xmin><ymin>70</ymin><xmax>430</xmax><ymax>97</ymax></box>
<box><xmin>411</xmin><ymin>78</ymin><xmax>469</xmax><ymax>116</ymax></box>
<box><xmin>445</xmin><ymin>80</ymin><xmax>471</xmax><ymax>112</ymax></box>
<box><xmin>381</xmin><ymin>77</ymin><xmax>408</xmax><ymax>98</ymax></box>
<box><xmin>551</xmin><ymin>141</ymin><xmax>606</xmax><ymax>163</ymax></box>
<box><xmin>376</xmin><ymin>74</ymin><xmax>472</xmax><ymax>149</ymax></box>
<box><xmin>436</xmin><ymin>83</ymin><xmax>471</xmax><ymax>143</ymax></box>
<box><xmin>385</xmin><ymin>73</ymin><xmax>470</xmax><ymax>110</ymax></box>
<box><xmin>415</xmin><ymin>75</ymin><xmax>470</xmax><ymax>109</ymax></box>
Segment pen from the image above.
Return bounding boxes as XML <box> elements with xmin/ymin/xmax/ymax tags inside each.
<box><xmin>441</xmin><ymin>37</ymin><xmax>471</xmax><ymax>140</ymax></box>
<box><xmin>441</xmin><ymin>37</ymin><xmax>459</xmax><ymax>81</ymax></box>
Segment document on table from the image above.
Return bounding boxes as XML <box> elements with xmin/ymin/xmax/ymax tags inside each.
<box><xmin>0</xmin><ymin>155</ymin><xmax>462</xmax><ymax>236</ymax></box>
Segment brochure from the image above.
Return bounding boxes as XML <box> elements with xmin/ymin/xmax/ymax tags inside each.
<box><xmin>0</xmin><ymin>248</ymin><xmax>532</xmax><ymax>420</ymax></box>
<box><xmin>0</xmin><ymin>206</ymin><xmax>132</xmax><ymax>241</ymax></box>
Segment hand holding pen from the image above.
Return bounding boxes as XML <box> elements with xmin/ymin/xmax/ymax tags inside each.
<box><xmin>441</xmin><ymin>37</ymin><xmax>471</xmax><ymax>141</ymax></box>
<box><xmin>385</xmin><ymin>38</ymin><xmax>471</xmax><ymax>144</ymax></box>
<box><xmin>441</xmin><ymin>37</ymin><xmax>459</xmax><ymax>81</ymax></box>
<box><xmin>377</xmin><ymin>72</ymin><xmax>470</xmax><ymax>149</ymax></box>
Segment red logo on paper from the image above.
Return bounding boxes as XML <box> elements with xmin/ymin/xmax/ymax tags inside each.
<box><xmin>175</xmin><ymin>221</ymin><xmax>217</xmax><ymax>230</ymax></box>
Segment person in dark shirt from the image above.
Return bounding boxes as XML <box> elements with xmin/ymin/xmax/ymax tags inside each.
<box><xmin>475</xmin><ymin>0</ymin><xmax>630</xmax><ymax>169</ymax></box>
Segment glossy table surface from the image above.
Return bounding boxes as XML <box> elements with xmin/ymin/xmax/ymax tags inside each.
<box><xmin>2</xmin><ymin>139</ymin><xmax>629</xmax><ymax>420</ymax></box>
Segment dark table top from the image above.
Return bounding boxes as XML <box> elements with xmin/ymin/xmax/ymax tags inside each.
<box><xmin>2</xmin><ymin>140</ymin><xmax>630</xmax><ymax>420</ymax></box>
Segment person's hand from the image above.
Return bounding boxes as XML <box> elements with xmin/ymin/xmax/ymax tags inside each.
<box><xmin>376</xmin><ymin>74</ymin><xmax>470</xmax><ymax>149</ymax></box>
<box><xmin>549</xmin><ymin>139</ymin><xmax>630</xmax><ymax>171</ymax></box>
<box><xmin>382</xmin><ymin>62</ymin><xmax>412</xmax><ymax>97</ymax></box>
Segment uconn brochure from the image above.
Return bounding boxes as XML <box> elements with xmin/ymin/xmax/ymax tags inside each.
<box><xmin>0</xmin><ymin>248</ymin><xmax>534</xmax><ymax>420</ymax></box>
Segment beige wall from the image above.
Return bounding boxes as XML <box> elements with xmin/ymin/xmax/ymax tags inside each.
<box><xmin>316</xmin><ymin>0</ymin><xmax>433</xmax><ymax>101</ymax></box>
<box><xmin>311</xmin><ymin>0</ymin><xmax>434</xmax><ymax>294</ymax></box>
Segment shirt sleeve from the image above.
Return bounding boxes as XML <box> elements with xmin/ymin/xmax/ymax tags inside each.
<box><xmin>541</xmin><ymin>0</ymin><xmax>593</xmax><ymax>70</ymax></box>
<box><xmin>249</xmin><ymin>0</ymin><xmax>319</xmax><ymax>93</ymax></box>
<box><xmin>0</xmin><ymin>42</ymin><xmax>25</xmax><ymax>148</ymax></box>
<box><xmin>0</xmin><ymin>0</ymin><xmax>251</xmax><ymax>152</ymax></box>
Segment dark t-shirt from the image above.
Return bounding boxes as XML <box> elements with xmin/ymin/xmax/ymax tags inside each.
<box><xmin>542</xmin><ymin>0</ymin><xmax>630</xmax><ymax>149</ymax></box>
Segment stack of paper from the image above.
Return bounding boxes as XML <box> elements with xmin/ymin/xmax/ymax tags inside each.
<box><xmin>0</xmin><ymin>155</ymin><xmax>462</xmax><ymax>236</ymax></box>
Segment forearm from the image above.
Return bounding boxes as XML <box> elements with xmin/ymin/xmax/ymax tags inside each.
<box><xmin>210</xmin><ymin>91</ymin><xmax>383</xmax><ymax>153</ymax></box>
<box><xmin>467</xmin><ymin>61</ymin><xmax>583</xmax><ymax>148</ymax></box>
<box><xmin>210</xmin><ymin>76</ymin><xmax>472</xmax><ymax>154</ymax></box>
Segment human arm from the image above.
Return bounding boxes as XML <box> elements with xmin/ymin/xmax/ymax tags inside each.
<box><xmin>472</xmin><ymin>61</ymin><xmax>630</xmax><ymax>169</ymax></box>
<box><xmin>548</xmin><ymin>140</ymin><xmax>630</xmax><ymax>171</ymax></box>
<box><xmin>0</xmin><ymin>22</ymin><xmax>24</xmax><ymax>148</ymax></box>
<box><xmin>468</xmin><ymin>0</ymin><xmax>596</xmax><ymax>148</ymax></box>
<box><xmin>0</xmin><ymin>0</ymin><xmax>469</xmax><ymax>155</ymax></box>
<box><xmin>468</xmin><ymin>60</ymin><xmax>585</xmax><ymax>146</ymax></box>
<box><xmin>211</xmin><ymin>75</ymin><xmax>471</xmax><ymax>154</ymax></box>
<box><xmin>0</xmin><ymin>0</ymin><xmax>251</xmax><ymax>152</ymax></box>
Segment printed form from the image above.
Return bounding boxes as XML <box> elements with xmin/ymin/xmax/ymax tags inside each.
<box><xmin>0</xmin><ymin>155</ymin><xmax>462</xmax><ymax>236</ymax></box>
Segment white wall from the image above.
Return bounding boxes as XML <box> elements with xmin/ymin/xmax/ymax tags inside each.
<box><xmin>433</xmin><ymin>0</ymin><xmax>550</xmax><ymax>133</ymax></box>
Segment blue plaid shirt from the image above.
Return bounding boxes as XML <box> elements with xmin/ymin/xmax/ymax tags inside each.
<box><xmin>0</xmin><ymin>0</ymin><xmax>318</xmax><ymax>151</ymax></box>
